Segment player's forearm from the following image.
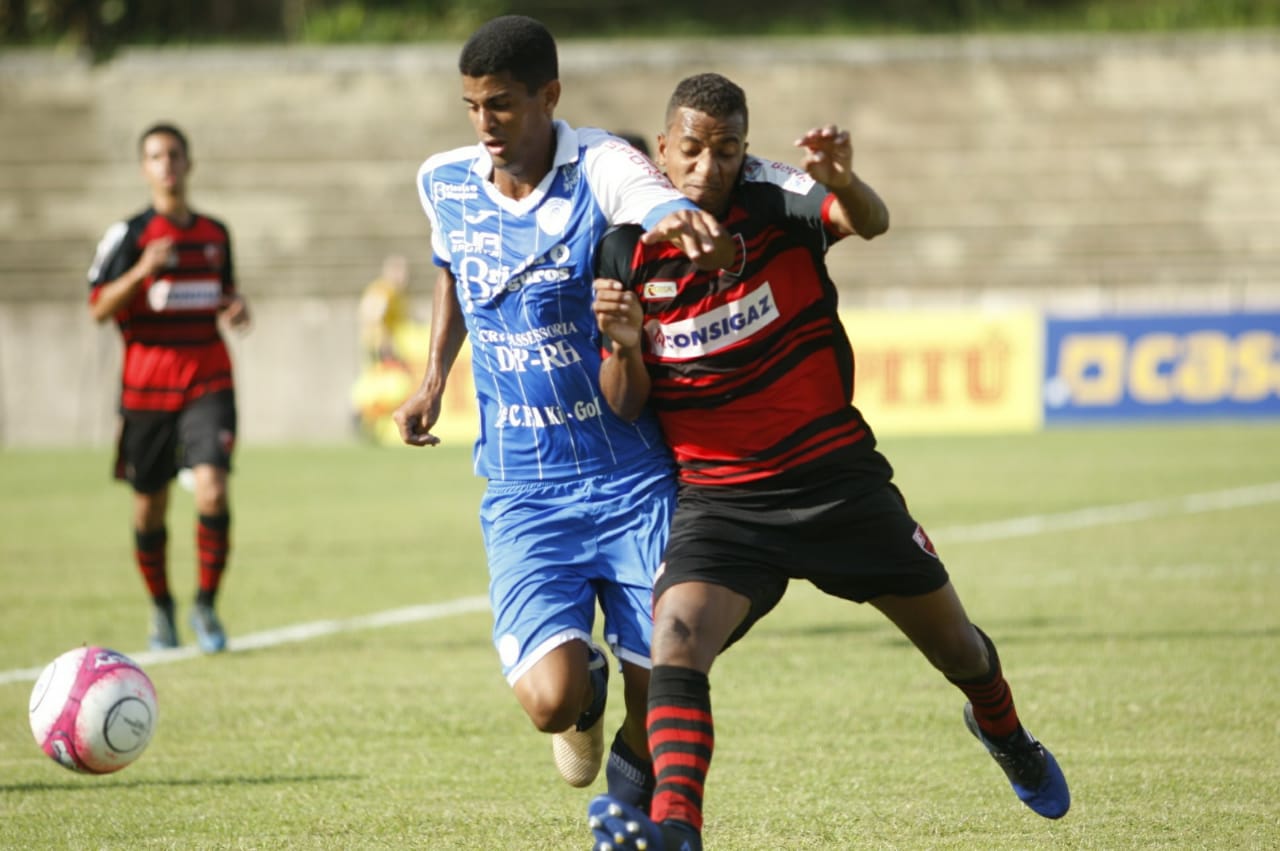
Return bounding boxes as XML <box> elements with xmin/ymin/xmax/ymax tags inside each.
<box><xmin>88</xmin><ymin>269</ymin><xmax>145</xmax><ymax>322</ymax></box>
<box><xmin>829</xmin><ymin>173</ymin><xmax>889</xmax><ymax>239</ymax></box>
<box><xmin>418</xmin><ymin>271</ymin><xmax>467</xmax><ymax>395</ymax></box>
<box><xmin>599</xmin><ymin>343</ymin><xmax>651</xmax><ymax>422</ymax></box>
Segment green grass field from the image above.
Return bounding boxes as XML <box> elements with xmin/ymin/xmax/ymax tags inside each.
<box><xmin>1</xmin><ymin>423</ymin><xmax>1278</xmax><ymax>850</ymax></box>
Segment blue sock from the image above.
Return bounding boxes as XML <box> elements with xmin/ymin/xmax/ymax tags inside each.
<box><xmin>605</xmin><ymin>730</ymin><xmax>655</xmax><ymax>811</ymax></box>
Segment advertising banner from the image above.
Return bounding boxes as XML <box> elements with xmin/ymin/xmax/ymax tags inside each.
<box><xmin>841</xmin><ymin>309</ymin><xmax>1044</xmax><ymax>435</ymax></box>
<box><xmin>1043</xmin><ymin>313</ymin><xmax>1280</xmax><ymax>422</ymax></box>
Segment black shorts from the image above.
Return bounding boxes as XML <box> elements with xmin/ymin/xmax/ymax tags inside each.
<box><xmin>114</xmin><ymin>390</ymin><xmax>237</xmax><ymax>493</ymax></box>
<box><xmin>655</xmin><ymin>453</ymin><xmax>950</xmax><ymax>651</ymax></box>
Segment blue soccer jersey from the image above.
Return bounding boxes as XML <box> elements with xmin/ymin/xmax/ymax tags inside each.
<box><xmin>417</xmin><ymin>121</ymin><xmax>697</xmax><ymax>481</ymax></box>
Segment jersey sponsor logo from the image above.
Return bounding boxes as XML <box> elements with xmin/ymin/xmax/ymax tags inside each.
<box><xmin>493</xmin><ymin>339</ymin><xmax>584</xmax><ymax>373</ymax></box>
<box><xmin>494</xmin><ymin>394</ymin><xmax>605</xmax><ymax>429</ymax></box>
<box><xmin>642</xmin><ymin>280</ymin><xmax>679</xmax><ymax>300</ymax></box>
<box><xmin>742</xmin><ymin>156</ymin><xmax>816</xmax><ymax>195</ymax></box>
<box><xmin>458</xmin><ymin>243</ymin><xmax>573</xmax><ymax>305</ymax></box>
<box><xmin>644</xmin><ymin>282</ymin><xmax>778</xmax><ymax>360</ymax></box>
<box><xmin>432</xmin><ymin>181</ymin><xmax>479</xmax><ymax>202</ymax></box>
<box><xmin>449</xmin><ymin>229</ymin><xmax>501</xmax><ymax>256</ymax></box>
<box><xmin>146</xmin><ymin>278</ymin><xmax>221</xmax><ymax>312</ymax></box>
<box><xmin>475</xmin><ymin>321</ymin><xmax>582</xmax><ymax>348</ymax></box>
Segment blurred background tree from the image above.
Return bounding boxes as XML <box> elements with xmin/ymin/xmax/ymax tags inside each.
<box><xmin>1</xmin><ymin>0</ymin><xmax>1277</xmax><ymax>59</ymax></box>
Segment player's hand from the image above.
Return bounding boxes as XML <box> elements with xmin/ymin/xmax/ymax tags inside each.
<box><xmin>795</xmin><ymin>125</ymin><xmax>854</xmax><ymax>189</ymax></box>
<box><xmin>593</xmin><ymin>278</ymin><xmax>643</xmax><ymax>352</ymax></box>
<box><xmin>136</xmin><ymin>236</ymin><xmax>176</xmax><ymax>279</ymax></box>
<box><xmin>642</xmin><ymin>208</ymin><xmax>733</xmax><ymax>271</ymax></box>
<box><xmin>392</xmin><ymin>389</ymin><xmax>443</xmax><ymax>447</ymax></box>
<box><xmin>219</xmin><ymin>293</ymin><xmax>251</xmax><ymax>333</ymax></box>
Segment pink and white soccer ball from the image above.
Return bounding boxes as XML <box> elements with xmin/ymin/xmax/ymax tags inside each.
<box><xmin>28</xmin><ymin>646</ymin><xmax>158</xmax><ymax>774</ymax></box>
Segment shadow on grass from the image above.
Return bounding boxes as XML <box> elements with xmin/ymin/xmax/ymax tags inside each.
<box><xmin>0</xmin><ymin>772</ymin><xmax>360</xmax><ymax>793</ymax></box>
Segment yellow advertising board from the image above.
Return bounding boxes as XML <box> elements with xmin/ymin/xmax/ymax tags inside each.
<box><xmin>840</xmin><ymin>308</ymin><xmax>1044</xmax><ymax>435</ymax></box>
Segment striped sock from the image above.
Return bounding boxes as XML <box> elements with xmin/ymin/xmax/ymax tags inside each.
<box><xmin>648</xmin><ymin>665</ymin><xmax>713</xmax><ymax>832</ymax></box>
<box><xmin>195</xmin><ymin>513</ymin><xmax>230</xmax><ymax>606</ymax></box>
<box><xmin>134</xmin><ymin>527</ymin><xmax>169</xmax><ymax>602</ymax></box>
<box><xmin>949</xmin><ymin>625</ymin><xmax>1022</xmax><ymax>739</ymax></box>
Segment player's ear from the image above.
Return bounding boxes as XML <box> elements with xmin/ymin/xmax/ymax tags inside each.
<box><xmin>655</xmin><ymin>133</ymin><xmax>668</xmax><ymax>171</ymax></box>
<box><xmin>541</xmin><ymin>79</ymin><xmax>561</xmax><ymax>116</ymax></box>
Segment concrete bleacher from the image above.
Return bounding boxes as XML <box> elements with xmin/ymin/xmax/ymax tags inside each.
<box><xmin>1</xmin><ymin>32</ymin><xmax>1277</xmax><ymax>444</ymax></box>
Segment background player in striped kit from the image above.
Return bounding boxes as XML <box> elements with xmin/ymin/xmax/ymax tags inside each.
<box><xmin>586</xmin><ymin>72</ymin><xmax>1070</xmax><ymax>851</ymax></box>
<box><xmin>88</xmin><ymin>122</ymin><xmax>250</xmax><ymax>654</ymax></box>
<box><xmin>392</xmin><ymin>17</ymin><xmax>732</xmax><ymax>811</ymax></box>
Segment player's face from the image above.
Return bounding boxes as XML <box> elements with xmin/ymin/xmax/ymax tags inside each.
<box><xmin>139</xmin><ymin>132</ymin><xmax>189</xmax><ymax>196</ymax></box>
<box><xmin>657</xmin><ymin>106</ymin><xmax>747</xmax><ymax>219</ymax></box>
<box><xmin>462</xmin><ymin>72</ymin><xmax>560</xmax><ymax>179</ymax></box>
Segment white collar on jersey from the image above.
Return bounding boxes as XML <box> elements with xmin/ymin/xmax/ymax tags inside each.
<box><xmin>469</xmin><ymin>120</ymin><xmax>581</xmax><ymax>214</ymax></box>
<box><xmin>469</xmin><ymin>119</ymin><xmax>581</xmax><ymax>180</ymax></box>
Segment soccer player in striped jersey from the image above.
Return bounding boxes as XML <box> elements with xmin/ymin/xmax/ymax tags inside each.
<box><xmin>392</xmin><ymin>17</ymin><xmax>732</xmax><ymax>810</ymax></box>
<box><xmin>586</xmin><ymin>73</ymin><xmax>1070</xmax><ymax>851</ymax></box>
<box><xmin>88</xmin><ymin>123</ymin><xmax>250</xmax><ymax>655</ymax></box>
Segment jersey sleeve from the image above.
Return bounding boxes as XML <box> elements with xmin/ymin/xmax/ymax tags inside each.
<box><xmin>416</xmin><ymin>156</ymin><xmax>455</xmax><ymax>268</ymax></box>
<box><xmin>86</xmin><ymin>220</ymin><xmax>135</xmax><ymax>301</ymax></box>
<box><xmin>581</xmin><ymin>131</ymin><xmax>699</xmax><ymax>231</ymax></box>
<box><xmin>742</xmin><ymin>156</ymin><xmax>846</xmax><ymax>246</ymax></box>
<box><xmin>594</xmin><ymin>224</ymin><xmax>645</xmax><ymax>284</ymax></box>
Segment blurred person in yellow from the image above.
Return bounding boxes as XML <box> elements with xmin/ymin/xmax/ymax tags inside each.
<box><xmin>359</xmin><ymin>253</ymin><xmax>412</xmax><ymax>365</ymax></box>
<box><xmin>352</xmin><ymin>254</ymin><xmax>429</xmax><ymax>444</ymax></box>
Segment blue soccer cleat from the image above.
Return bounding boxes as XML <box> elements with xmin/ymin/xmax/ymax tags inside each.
<box><xmin>964</xmin><ymin>702</ymin><xmax>1070</xmax><ymax>819</ymax></box>
<box><xmin>148</xmin><ymin>600</ymin><xmax>178</xmax><ymax>650</ymax></box>
<box><xmin>189</xmin><ymin>602</ymin><xmax>228</xmax><ymax>654</ymax></box>
<box><xmin>588</xmin><ymin>795</ymin><xmax>664</xmax><ymax>851</ymax></box>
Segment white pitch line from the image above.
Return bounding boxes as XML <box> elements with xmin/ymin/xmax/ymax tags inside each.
<box><xmin>933</xmin><ymin>480</ymin><xmax>1280</xmax><ymax>543</ymax></box>
<box><xmin>4</xmin><ymin>480</ymin><xmax>1280</xmax><ymax>687</ymax></box>
<box><xmin>0</xmin><ymin>596</ymin><xmax>489</xmax><ymax>686</ymax></box>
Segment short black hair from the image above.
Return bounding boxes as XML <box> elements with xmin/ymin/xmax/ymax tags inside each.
<box><xmin>138</xmin><ymin>122</ymin><xmax>189</xmax><ymax>158</ymax></box>
<box><xmin>458</xmin><ymin>15</ymin><xmax>558</xmax><ymax>94</ymax></box>
<box><xmin>665</xmin><ymin>73</ymin><xmax>748</xmax><ymax>134</ymax></box>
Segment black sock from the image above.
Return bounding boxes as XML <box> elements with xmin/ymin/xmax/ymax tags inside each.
<box><xmin>605</xmin><ymin>729</ymin><xmax>655</xmax><ymax>811</ymax></box>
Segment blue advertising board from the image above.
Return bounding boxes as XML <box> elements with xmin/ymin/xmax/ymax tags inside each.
<box><xmin>1043</xmin><ymin>312</ymin><xmax>1280</xmax><ymax>422</ymax></box>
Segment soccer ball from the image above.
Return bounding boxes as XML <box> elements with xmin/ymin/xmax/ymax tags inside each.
<box><xmin>28</xmin><ymin>646</ymin><xmax>158</xmax><ymax>774</ymax></box>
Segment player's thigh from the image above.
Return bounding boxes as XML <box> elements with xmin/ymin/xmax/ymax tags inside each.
<box><xmin>178</xmin><ymin>389</ymin><xmax>237</xmax><ymax>470</ymax></box>
<box><xmin>481</xmin><ymin>480</ymin><xmax>600</xmax><ymax>686</ymax></box>
<box><xmin>117</xmin><ymin>410</ymin><xmax>181</xmax><ymax>493</ymax></box>
<box><xmin>802</xmin><ymin>483</ymin><xmax>950</xmax><ymax>602</ymax></box>
<box><xmin>590</xmin><ymin>459</ymin><xmax>677</xmax><ymax>669</ymax></box>
<box><xmin>657</xmin><ymin>506</ymin><xmax>787</xmax><ymax>660</ymax></box>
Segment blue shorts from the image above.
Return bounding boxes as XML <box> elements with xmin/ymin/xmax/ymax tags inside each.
<box><xmin>480</xmin><ymin>454</ymin><xmax>676</xmax><ymax>685</ymax></box>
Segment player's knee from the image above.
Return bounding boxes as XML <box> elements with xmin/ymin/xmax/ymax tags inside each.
<box><xmin>515</xmin><ymin>676</ymin><xmax>582</xmax><ymax>733</ymax></box>
<box><xmin>523</xmin><ymin>693</ymin><xmax>580</xmax><ymax>733</ymax></box>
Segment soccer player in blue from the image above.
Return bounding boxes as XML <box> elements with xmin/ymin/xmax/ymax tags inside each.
<box><xmin>392</xmin><ymin>16</ymin><xmax>732</xmax><ymax>810</ymax></box>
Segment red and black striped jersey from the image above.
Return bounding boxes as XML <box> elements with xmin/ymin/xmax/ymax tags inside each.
<box><xmin>88</xmin><ymin>208</ymin><xmax>236</xmax><ymax>412</ymax></box>
<box><xmin>596</xmin><ymin>156</ymin><xmax>876</xmax><ymax>486</ymax></box>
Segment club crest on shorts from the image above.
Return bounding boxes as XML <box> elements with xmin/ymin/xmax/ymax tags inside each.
<box><xmin>912</xmin><ymin>524</ymin><xmax>939</xmax><ymax>558</ymax></box>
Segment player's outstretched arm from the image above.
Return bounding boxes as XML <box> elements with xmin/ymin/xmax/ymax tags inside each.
<box><xmin>795</xmin><ymin>124</ymin><xmax>889</xmax><ymax>239</ymax></box>
<box><xmin>393</xmin><ymin>267</ymin><xmax>466</xmax><ymax>447</ymax></box>
<box><xmin>593</xmin><ymin>278</ymin><xmax>651</xmax><ymax>422</ymax></box>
